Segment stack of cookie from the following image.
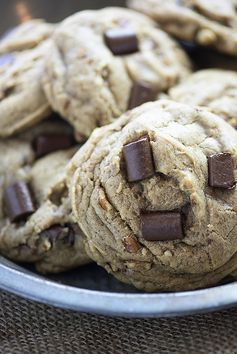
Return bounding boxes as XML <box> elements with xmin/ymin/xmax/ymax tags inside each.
<box><xmin>1</xmin><ymin>5</ymin><xmax>237</xmax><ymax>292</ymax></box>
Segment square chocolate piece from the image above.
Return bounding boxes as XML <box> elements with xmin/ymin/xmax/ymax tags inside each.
<box><xmin>4</xmin><ymin>181</ymin><xmax>35</xmax><ymax>222</ymax></box>
<box><xmin>32</xmin><ymin>133</ymin><xmax>74</xmax><ymax>158</ymax></box>
<box><xmin>141</xmin><ymin>211</ymin><xmax>184</xmax><ymax>241</ymax></box>
<box><xmin>123</xmin><ymin>136</ymin><xmax>155</xmax><ymax>182</ymax></box>
<box><xmin>128</xmin><ymin>82</ymin><xmax>157</xmax><ymax>109</ymax></box>
<box><xmin>208</xmin><ymin>153</ymin><xmax>235</xmax><ymax>189</ymax></box>
<box><xmin>104</xmin><ymin>28</ymin><xmax>139</xmax><ymax>55</ymax></box>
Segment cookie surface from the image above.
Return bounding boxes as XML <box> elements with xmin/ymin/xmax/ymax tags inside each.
<box><xmin>68</xmin><ymin>100</ymin><xmax>237</xmax><ymax>291</ymax></box>
<box><xmin>0</xmin><ymin>41</ymin><xmax>52</xmax><ymax>137</ymax></box>
<box><xmin>0</xmin><ymin>19</ymin><xmax>55</xmax><ymax>54</ymax></box>
<box><xmin>43</xmin><ymin>7</ymin><xmax>191</xmax><ymax>139</ymax></box>
<box><xmin>0</xmin><ymin>121</ymin><xmax>90</xmax><ymax>274</ymax></box>
<box><xmin>169</xmin><ymin>69</ymin><xmax>237</xmax><ymax>128</ymax></box>
<box><xmin>128</xmin><ymin>0</ymin><xmax>237</xmax><ymax>56</ymax></box>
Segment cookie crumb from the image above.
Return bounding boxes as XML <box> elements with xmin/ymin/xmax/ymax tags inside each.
<box><xmin>98</xmin><ymin>190</ymin><xmax>112</xmax><ymax>211</ymax></box>
<box><xmin>196</xmin><ymin>29</ymin><xmax>217</xmax><ymax>46</ymax></box>
<box><xmin>164</xmin><ymin>250</ymin><xmax>173</xmax><ymax>258</ymax></box>
<box><xmin>123</xmin><ymin>235</ymin><xmax>141</xmax><ymax>253</ymax></box>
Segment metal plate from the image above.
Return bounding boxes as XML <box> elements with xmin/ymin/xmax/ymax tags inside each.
<box><xmin>2</xmin><ymin>256</ymin><xmax>237</xmax><ymax>318</ymax></box>
<box><xmin>1</xmin><ymin>0</ymin><xmax>237</xmax><ymax>318</ymax></box>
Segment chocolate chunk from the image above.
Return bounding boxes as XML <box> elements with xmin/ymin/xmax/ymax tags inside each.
<box><xmin>104</xmin><ymin>28</ymin><xmax>139</xmax><ymax>55</ymax></box>
<box><xmin>32</xmin><ymin>133</ymin><xmax>75</xmax><ymax>158</ymax></box>
<box><xmin>141</xmin><ymin>211</ymin><xmax>184</xmax><ymax>241</ymax></box>
<box><xmin>40</xmin><ymin>224</ymin><xmax>75</xmax><ymax>246</ymax></box>
<box><xmin>123</xmin><ymin>136</ymin><xmax>155</xmax><ymax>182</ymax></box>
<box><xmin>208</xmin><ymin>153</ymin><xmax>235</xmax><ymax>189</ymax></box>
<box><xmin>4</xmin><ymin>182</ymin><xmax>35</xmax><ymax>222</ymax></box>
<box><xmin>128</xmin><ymin>82</ymin><xmax>157</xmax><ymax>109</ymax></box>
<box><xmin>0</xmin><ymin>53</ymin><xmax>14</xmax><ymax>67</ymax></box>
<box><xmin>40</xmin><ymin>225</ymin><xmax>62</xmax><ymax>244</ymax></box>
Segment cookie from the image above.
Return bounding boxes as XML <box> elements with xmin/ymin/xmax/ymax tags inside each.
<box><xmin>0</xmin><ymin>121</ymin><xmax>90</xmax><ymax>274</ymax></box>
<box><xmin>43</xmin><ymin>7</ymin><xmax>191</xmax><ymax>139</ymax></box>
<box><xmin>0</xmin><ymin>41</ymin><xmax>52</xmax><ymax>138</ymax></box>
<box><xmin>0</xmin><ymin>19</ymin><xmax>55</xmax><ymax>54</ymax></box>
<box><xmin>128</xmin><ymin>0</ymin><xmax>237</xmax><ymax>56</ymax></box>
<box><xmin>169</xmin><ymin>69</ymin><xmax>237</xmax><ymax>128</ymax></box>
<box><xmin>68</xmin><ymin>100</ymin><xmax>237</xmax><ymax>292</ymax></box>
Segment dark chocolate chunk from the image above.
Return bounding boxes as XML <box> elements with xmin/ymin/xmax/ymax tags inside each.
<box><xmin>208</xmin><ymin>153</ymin><xmax>235</xmax><ymax>189</ymax></box>
<box><xmin>104</xmin><ymin>28</ymin><xmax>139</xmax><ymax>55</ymax></box>
<box><xmin>32</xmin><ymin>133</ymin><xmax>75</xmax><ymax>158</ymax></box>
<box><xmin>4</xmin><ymin>182</ymin><xmax>35</xmax><ymax>222</ymax></box>
<box><xmin>123</xmin><ymin>136</ymin><xmax>155</xmax><ymax>182</ymax></box>
<box><xmin>40</xmin><ymin>224</ymin><xmax>75</xmax><ymax>246</ymax></box>
<box><xmin>141</xmin><ymin>211</ymin><xmax>184</xmax><ymax>241</ymax></box>
<box><xmin>128</xmin><ymin>82</ymin><xmax>157</xmax><ymax>109</ymax></box>
<box><xmin>40</xmin><ymin>225</ymin><xmax>62</xmax><ymax>244</ymax></box>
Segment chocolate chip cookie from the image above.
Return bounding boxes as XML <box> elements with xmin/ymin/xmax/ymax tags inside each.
<box><xmin>128</xmin><ymin>0</ymin><xmax>237</xmax><ymax>56</ymax></box>
<box><xmin>0</xmin><ymin>121</ymin><xmax>90</xmax><ymax>274</ymax></box>
<box><xmin>169</xmin><ymin>69</ymin><xmax>237</xmax><ymax>128</ymax></box>
<box><xmin>0</xmin><ymin>41</ymin><xmax>52</xmax><ymax>137</ymax></box>
<box><xmin>0</xmin><ymin>19</ymin><xmax>55</xmax><ymax>54</ymax></box>
<box><xmin>43</xmin><ymin>7</ymin><xmax>191</xmax><ymax>139</ymax></box>
<box><xmin>68</xmin><ymin>100</ymin><xmax>237</xmax><ymax>291</ymax></box>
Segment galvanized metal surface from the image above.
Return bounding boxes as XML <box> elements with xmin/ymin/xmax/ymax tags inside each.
<box><xmin>1</xmin><ymin>257</ymin><xmax>237</xmax><ymax>317</ymax></box>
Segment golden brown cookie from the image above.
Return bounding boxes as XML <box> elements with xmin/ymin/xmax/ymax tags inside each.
<box><xmin>0</xmin><ymin>41</ymin><xmax>51</xmax><ymax>137</ymax></box>
<box><xmin>0</xmin><ymin>121</ymin><xmax>90</xmax><ymax>274</ymax></box>
<box><xmin>43</xmin><ymin>7</ymin><xmax>191</xmax><ymax>140</ymax></box>
<box><xmin>68</xmin><ymin>100</ymin><xmax>237</xmax><ymax>291</ymax></box>
<box><xmin>169</xmin><ymin>69</ymin><xmax>237</xmax><ymax>128</ymax></box>
<box><xmin>128</xmin><ymin>0</ymin><xmax>237</xmax><ymax>56</ymax></box>
<box><xmin>0</xmin><ymin>19</ymin><xmax>55</xmax><ymax>54</ymax></box>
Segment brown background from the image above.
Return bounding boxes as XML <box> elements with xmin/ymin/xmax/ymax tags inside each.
<box><xmin>0</xmin><ymin>0</ymin><xmax>126</xmax><ymax>34</ymax></box>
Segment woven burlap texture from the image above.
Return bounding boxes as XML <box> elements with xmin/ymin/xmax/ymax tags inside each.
<box><xmin>0</xmin><ymin>291</ymin><xmax>237</xmax><ymax>354</ymax></box>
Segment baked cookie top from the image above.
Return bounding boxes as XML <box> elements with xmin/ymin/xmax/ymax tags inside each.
<box><xmin>0</xmin><ymin>41</ymin><xmax>51</xmax><ymax>138</ymax></box>
<box><xmin>128</xmin><ymin>0</ymin><xmax>237</xmax><ymax>56</ymax></box>
<box><xmin>169</xmin><ymin>69</ymin><xmax>237</xmax><ymax>128</ymax></box>
<box><xmin>0</xmin><ymin>19</ymin><xmax>55</xmax><ymax>54</ymax></box>
<box><xmin>68</xmin><ymin>99</ymin><xmax>237</xmax><ymax>291</ymax></box>
<box><xmin>0</xmin><ymin>121</ymin><xmax>90</xmax><ymax>274</ymax></box>
<box><xmin>43</xmin><ymin>7</ymin><xmax>191</xmax><ymax>139</ymax></box>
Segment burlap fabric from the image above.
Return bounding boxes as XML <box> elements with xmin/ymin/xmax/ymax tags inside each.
<box><xmin>0</xmin><ymin>291</ymin><xmax>237</xmax><ymax>354</ymax></box>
